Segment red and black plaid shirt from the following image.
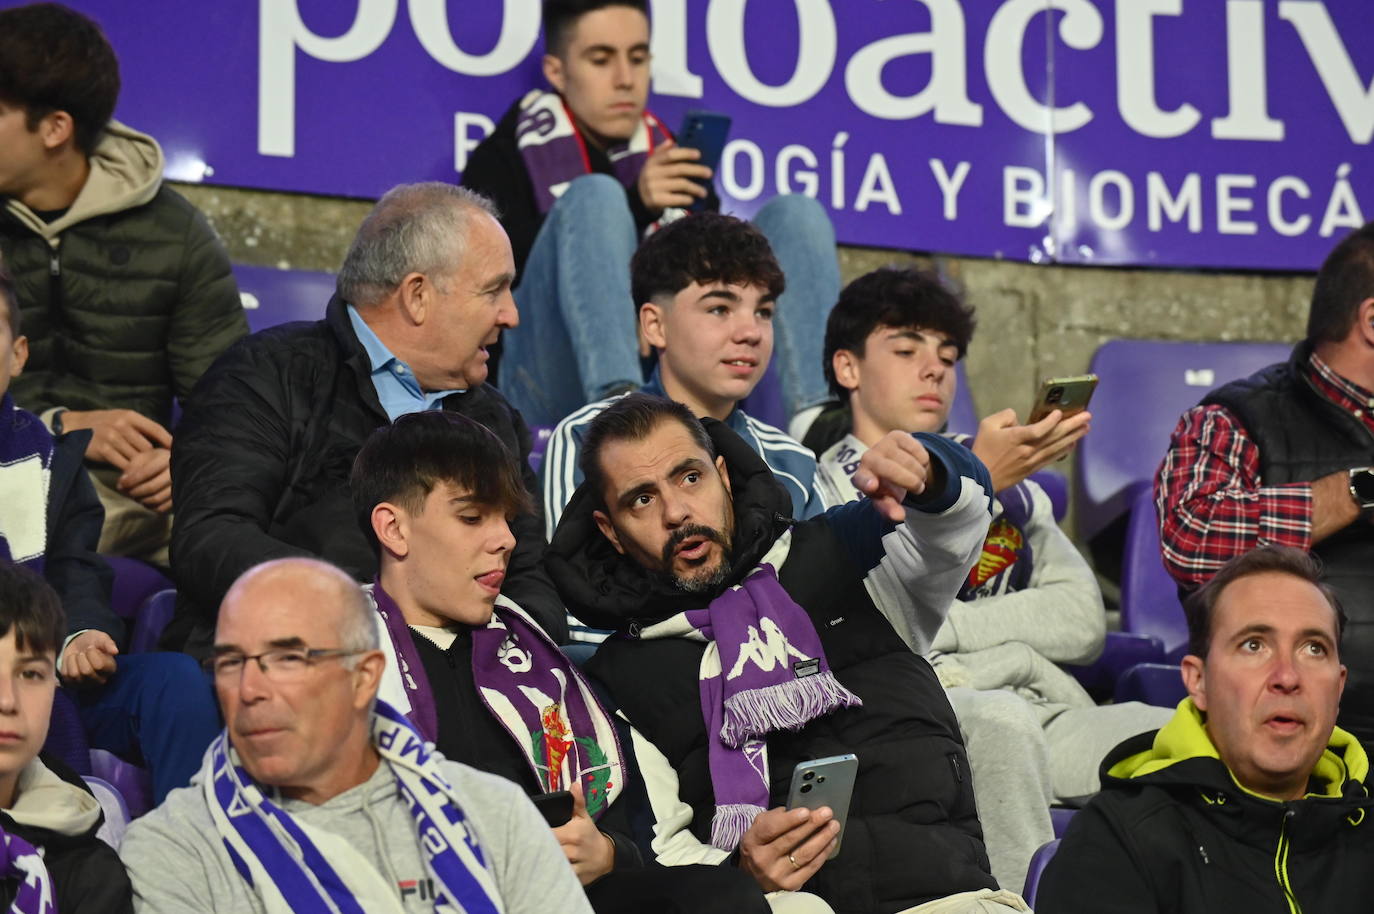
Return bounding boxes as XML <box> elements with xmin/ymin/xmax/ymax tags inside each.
<box><xmin>1154</xmin><ymin>351</ymin><xmax>1374</xmax><ymax>586</ymax></box>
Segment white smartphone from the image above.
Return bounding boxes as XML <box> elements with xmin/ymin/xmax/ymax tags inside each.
<box><xmin>786</xmin><ymin>753</ymin><xmax>858</xmax><ymax>860</ymax></box>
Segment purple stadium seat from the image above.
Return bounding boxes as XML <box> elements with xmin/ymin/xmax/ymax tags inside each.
<box><xmin>130</xmin><ymin>590</ymin><xmax>177</xmax><ymax>655</ymax></box>
<box><xmin>1022</xmin><ymin>838</ymin><xmax>1061</xmax><ymax>907</ymax></box>
<box><xmin>232</xmin><ymin>263</ymin><xmax>337</xmax><ymax>332</ymax></box>
<box><xmin>1121</xmin><ymin>486</ymin><xmax>1190</xmax><ymax>660</ymax></box>
<box><xmin>739</xmin><ymin>358</ymin><xmax>787</xmax><ymax>431</ymax></box>
<box><xmin>944</xmin><ymin>361</ymin><xmax>979</xmax><ymax>438</ymax></box>
<box><xmin>528</xmin><ymin>425</ymin><xmax>554</xmax><ymax>473</ymax></box>
<box><xmin>1049</xmin><ymin>807</ymin><xmax>1076</xmax><ymax>836</ymax></box>
<box><xmin>1115</xmin><ymin>662</ymin><xmax>1188</xmax><ymax>708</ymax></box>
<box><xmin>1064</xmin><ymin>631</ymin><xmax>1165</xmax><ymax>699</ymax></box>
<box><xmin>84</xmin><ymin>775</ymin><xmax>131</xmax><ymax>848</ymax></box>
<box><xmin>1075</xmin><ymin>339</ymin><xmax>1292</xmax><ymax>550</ymax></box>
<box><xmin>105</xmin><ymin>557</ymin><xmax>172</xmax><ymax>622</ymax></box>
<box><xmin>89</xmin><ymin>750</ymin><xmax>153</xmax><ymax>820</ymax></box>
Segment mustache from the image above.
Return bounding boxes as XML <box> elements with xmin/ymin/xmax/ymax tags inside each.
<box><xmin>661</xmin><ymin>523</ymin><xmax>728</xmax><ymax>566</ymax></box>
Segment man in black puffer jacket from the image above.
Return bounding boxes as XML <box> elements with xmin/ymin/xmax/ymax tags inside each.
<box><xmin>1039</xmin><ymin>545</ymin><xmax>1374</xmax><ymax>913</ymax></box>
<box><xmin>547</xmin><ymin>393</ymin><xmax>1029</xmax><ymax>914</ymax></box>
<box><xmin>169</xmin><ymin>183</ymin><xmax>565</xmax><ymax>657</ymax></box>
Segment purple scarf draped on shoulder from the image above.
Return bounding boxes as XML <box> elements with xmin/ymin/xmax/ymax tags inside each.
<box><xmin>372</xmin><ymin>584</ymin><xmax>625</xmax><ymax>818</ymax></box>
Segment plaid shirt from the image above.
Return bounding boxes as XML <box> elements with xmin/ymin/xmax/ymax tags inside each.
<box><xmin>1155</xmin><ymin>351</ymin><xmax>1374</xmax><ymax>586</ymax></box>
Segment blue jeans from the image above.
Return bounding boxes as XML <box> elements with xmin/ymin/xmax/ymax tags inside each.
<box><xmin>500</xmin><ymin>176</ymin><xmax>840</xmax><ymax>427</ymax></box>
<box><xmin>73</xmin><ymin>652</ymin><xmax>220</xmax><ymax>804</ymax></box>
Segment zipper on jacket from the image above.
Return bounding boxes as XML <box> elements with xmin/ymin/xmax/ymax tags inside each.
<box><xmin>1274</xmin><ymin>808</ymin><xmax>1302</xmax><ymax>914</ymax></box>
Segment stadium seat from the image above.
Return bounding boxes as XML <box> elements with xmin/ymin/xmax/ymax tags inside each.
<box><xmin>130</xmin><ymin>590</ymin><xmax>177</xmax><ymax>655</ymax></box>
<box><xmin>1021</xmin><ymin>838</ymin><xmax>1061</xmax><ymax>907</ymax></box>
<box><xmin>1049</xmin><ymin>807</ymin><xmax>1076</xmax><ymax>837</ymax></box>
<box><xmin>1063</xmin><ymin>631</ymin><xmax>1166</xmax><ymax>700</ymax></box>
<box><xmin>739</xmin><ymin>357</ymin><xmax>787</xmax><ymax>430</ymax></box>
<box><xmin>105</xmin><ymin>557</ymin><xmax>172</xmax><ymax>624</ymax></box>
<box><xmin>43</xmin><ymin>689</ymin><xmax>92</xmax><ymax>777</ymax></box>
<box><xmin>1115</xmin><ymin>663</ymin><xmax>1187</xmax><ymax>708</ymax></box>
<box><xmin>232</xmin><ymin>263</ymin><xmax>337</xmax><ymax>332</ymax></box>
<box><xmin>89</xmin><ymin>750</ymin><xmax>153</xmax><ymax>820</ymax></box>
<box><xmin>1120</xmin><ymin>486</ymin><xmax>1189</xmax><ymax>661</ymax></box>
<box><xmin>1074</xmin><ymin>340</ymin><xmax>1292</xmax><ymax>572</ymax></box>
<box><xmin>944</xmin><ymin>361</ymin><xmax>979</xmax><ymax>438</ymax></box>
<box><xmin>84</xmin><ymin>775</ymin><xmax>131</xmax><ymax>849</ymax></box>
<box><xmin>529</xmin><ymin>425</ymin><xmax>555</xmax><ymax>473</ymax></box>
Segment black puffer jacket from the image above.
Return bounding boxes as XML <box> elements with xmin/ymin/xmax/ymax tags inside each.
<box><xmin>168</xmin><ymin>296</ymin><xmax>565</xmax><ymax>653</ymax></box>
<box><xmin>547</xmin><ymin>421</ymin><xmax>997</xmax><ymax>913</ymax></box>
<box><xmin>0</xmin><ymin>123</ymin><xmax>245</xmax><ymax>425</ymax></box>
<box><xmin>0</xmin><ymin>756</ymin><xmax>132</xmax><ymax>914</ymax></box>
<box><xmin>1038</xmin><ymin>700</ymin><xmax>1374</xmax><ymax>913</ymax></box>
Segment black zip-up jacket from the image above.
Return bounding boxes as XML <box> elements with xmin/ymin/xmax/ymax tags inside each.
<box><xmin>167</xmin><ymin>296</ymin><xmax>565</xmax><ymax>654</ymax></box>
<box><xmin>1038</xmin><ymin>700</ymin><xmax>1374</xmax><ymax>913</ymax></box>
<box><xmin>546</xmin><ymin>420</ymin><xmax>999</xmax><ymax>913</ymax></box>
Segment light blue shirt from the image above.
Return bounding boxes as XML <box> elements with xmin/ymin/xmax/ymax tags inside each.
<box><xmin>347</xmin><ymin>305</ymin><xmax>464</xmax><ymax>421</ymax></box>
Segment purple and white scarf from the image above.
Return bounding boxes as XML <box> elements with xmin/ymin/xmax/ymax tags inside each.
<box><xmin>0</xmin><ymin>394</ymin><xmax>54</xmax><ymax>573</ymax></box>
<box><xmin>371</xmin><ymin>585</ymin><xmax>625</xmax><ymax>818</ymax></box>
<box><xmin>515</xmin><ymin>89</ymin><xmax>670</xmax><ymax>215</ymax></box>
<box><xmin>636</xmin><ymin>554</ymin><xmax>861</xmax><ymax>850</ymax></box>
<box><xmin>0</xmin><ymin>829</ymin><xmax>53</xmax><ymax>914</ymax></box>
<box><xmin>205</xmin><ymin>701</ymin><xmax>503</xmax><ymax>914</ymax></box>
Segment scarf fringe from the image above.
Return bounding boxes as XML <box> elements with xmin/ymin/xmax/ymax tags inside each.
<box><xmin>710</xmin><ymin>803</ymin><xmax>766</xmax><ymax>851</ymax></box>
<box><xmin>719</xmin><ymin>673</ymin><xmax>862</xmax><ymax>748</ymax></box>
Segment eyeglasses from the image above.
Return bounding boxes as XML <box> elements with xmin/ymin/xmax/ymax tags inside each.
<box><xmin>204</xmin><ymin>647</ymin><xmax>365</xmax><ymax>682</ymax></box>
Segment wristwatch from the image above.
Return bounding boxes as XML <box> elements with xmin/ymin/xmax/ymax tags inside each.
<box><xmin>1349</xmin><ymin>467</ymin><xmax>1374</xmax><ymax>514</ymax></box>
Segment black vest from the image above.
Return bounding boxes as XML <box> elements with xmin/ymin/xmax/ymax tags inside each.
<box><xmin>588</xmin><ymin>521</ymin><xmax>995</xmax><ymax>914</ymax></box>
<box><xmin>1203</xmin><ymin>346</ymin><xmax>1374</xmax><ymax>741</ymax></box>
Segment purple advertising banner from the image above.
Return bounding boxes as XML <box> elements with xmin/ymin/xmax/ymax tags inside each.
<box><xmin>20</xmin><ymin>0</ymin><xmax>1372</xmax><ymax>272</ymax></box>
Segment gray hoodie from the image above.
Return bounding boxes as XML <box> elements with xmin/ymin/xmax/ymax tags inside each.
<box><xmin>119</xmin><ymin>758</ymin><xmax>590</xmax><ymax>914</ymax></box>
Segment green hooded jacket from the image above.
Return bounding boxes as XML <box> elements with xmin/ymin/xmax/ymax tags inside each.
<box><xmin>1037</xmin><ymin>698</ymin><xmax>1374</xmax><ymax>913</ymax></box>
<box><xmin>0</xmin><ymin>121</ymin><xmax>246</xmax><ymax>427</ymax></box>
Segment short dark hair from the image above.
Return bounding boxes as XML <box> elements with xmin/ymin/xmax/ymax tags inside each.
<box><xmin>543</xmin><ymin>0</ymin><xmax>649</xmax><ymax>56</ymax></box>
<box><xmin>0</xmin><ymin>564</ymin><xmax>66</xmax><ymax>658</ymax></box>
<box><xmin>0</xmin><ymin>3</ymin><xmax>120</xmax><ymax>157</ymax></box>
<box><xmin>1183</xmin><ymin>545</ymin><xmax>1346</xmax><ymax>659</ymax></box>
<box><xmin>631</xmin><ymin>213</ymin><xmax>786</xmax><ymax>315</ymax></box>
<box><xmin>350</xmin><ymin>412</ymin><xmax>532</xmax><ymax>556</ymax></box>
<box><xmin>580</xmin><ymin>393</ymin><xmax>715</xmax><ymax>510</ymax></box>
<box><xmin>823</xmin><ymin>267</ymin><xmax>977</xmax><ymax>401</ymax></box>
<box><xmin>1307</xmin><ymin>221</ymin><xmax>1374</xmax><ymax>345</ymax></box>
<box><xmin>0</xmin><ymin>254</ymin><xmax>19</xmax><ymax>337</ymax></box>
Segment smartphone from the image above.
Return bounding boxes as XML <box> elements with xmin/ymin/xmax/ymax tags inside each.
<box><xmin>532</xmin><ymin>790</ymin><xmax>574</xmax><ymax>827</ymax></box>
<box><xmin>1028</xmin><ymin>374</ymin><xmax>1099</xmax><ymax>423</ymax></box>
<box><xmin>786</xmin><ymin>754</ymin><xmax>858</xmax><ymax>860</ymax></box>
<box><xmin>675</xmin><ymin>110</ymin><xmax>732</xmax><ymax>211</ymax></box>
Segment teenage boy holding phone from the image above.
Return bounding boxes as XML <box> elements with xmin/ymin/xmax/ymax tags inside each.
<box><xmin>809</xmin><ymin>267</ymin><xmax>1173</xmax><ymax>892</ymax></box>
<box><xmin>461</xmin><ymin>0</ymin><xmax>840</xmax><ymax>430</ymax></box>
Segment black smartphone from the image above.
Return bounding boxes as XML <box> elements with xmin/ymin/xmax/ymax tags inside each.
<box><xmin>532</xmin><ymin>790</ymin><xmax>574</xmax><ymax>827</ymax></box>
<box><xmin>675</xmin><ymin>110</ymin><xmax>732</xmax><ymax>211</ymax></box>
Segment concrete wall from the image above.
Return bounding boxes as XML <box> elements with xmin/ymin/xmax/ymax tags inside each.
<box><xmin>178</xmin><ymin>182</ymin><xmax>1316</xmax><ymax>424</ymax></box>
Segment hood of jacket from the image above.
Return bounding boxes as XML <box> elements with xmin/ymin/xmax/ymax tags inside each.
<box><xmin>2</xmin><ymin>757</ymin><xmax>102</xmax><ymax>840</ymax></box>
<box><xmin>546</xmin><ymin>418</ymin><xmax>794</xmax><ymax>631</ymax></box>
<box><xmin>1104</xmin><ymin>698</ymin><xmax>1370</xmax><ymax>807</ymax></box>
<box><xmin>4</xmin><ymin>120</ymin><xmax>163</xmax><ymax>241</ymax></box>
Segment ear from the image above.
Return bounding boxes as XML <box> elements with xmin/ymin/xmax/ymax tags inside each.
<box><xmin>351</xmin><ymin>650</ymin><xmax>387</xmax><ymax>710</ymax></box>
<box><xmin>593</xmin><ymin>509</ymin><xmax>625</xmax><ymax>555</ymax></box>
<box><xmin>641</xmin><ymin>301</ymin><xmax>668</xmax><ymax>352</ymax></box>
<box><xmin>543</xmin><ymin>53</ymin><xmax>566</xmax><ymax>94</ymax></box>
<box><xmin>370</xmin><ymin>503</ymin><xmax>410</xmax><ymax>560</ymax></box>
<box><xmin>832</xmin><ymin>349</ymin><xmax>861</xmax><ymax>394</ymax></box>
<box><xmin>1356</xmin><ymin>297</ymin><xmax>1374</xmax><ymax>348</ymax></box>
<box><xmin>396</xmin><ymin>273</ymin><xmax>429</xmax><ymax>326</ymax></box>
<box><xmin>1181</xmin><ymin>654</ymin><xmax>1207</xmax><ymax>712</ymax></box>
<box><xmin>8</xmin><ymin>336</ymin><xmax>27</xmax><ymax>378</ymax></box>
<box><xmin>715</xmin><ymin>454</ymin><xmax>732</xmax><ymax>496</ymax></box>
<box><xmin>37</xmin><ymin>111</ymin><xmax>74</xmax><ymax>152</ymax></box>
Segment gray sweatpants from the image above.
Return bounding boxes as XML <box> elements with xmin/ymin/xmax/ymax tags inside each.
<box><xmin>947</xmin><ymin>688</ymin><xmax>1173</xmax><ymax>894</ymax></box>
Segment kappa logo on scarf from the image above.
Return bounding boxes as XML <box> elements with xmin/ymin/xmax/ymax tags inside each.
<box><xmin>727</xmin><ymin>617</ymin><xmax>811</xmax><ymax>681</ymax></box>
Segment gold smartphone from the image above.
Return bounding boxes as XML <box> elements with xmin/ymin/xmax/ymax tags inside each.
<box><xmin>1028</xmin><ymin>374</ymin><xmax>1099</xmax><ymax>423</ymax></box>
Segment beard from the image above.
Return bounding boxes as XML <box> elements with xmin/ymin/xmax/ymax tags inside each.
<box><xmin>660</xmin><ymin>523</ymin><xmax>733</xmax><ymax>594</ymax></box>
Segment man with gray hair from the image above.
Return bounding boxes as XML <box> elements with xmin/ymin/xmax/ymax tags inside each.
<box><xmin>121</xmin><ymin>557</ymin><xmax>588</xmax><ymax>914</ymax></box>
<box><xmin>168</xmin><ymin>183</ymin><xmax>566</xmax><ymax>655</ymax></box>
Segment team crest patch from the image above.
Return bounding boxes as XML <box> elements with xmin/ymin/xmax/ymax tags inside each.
<box><xmin>967</xmin><ymin>517</ymin><xmax>1024</xmax><ymax>589</ymax></box>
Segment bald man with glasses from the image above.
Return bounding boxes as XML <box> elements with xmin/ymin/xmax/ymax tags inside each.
<box><xmin>120</xmin><ymin>557</ymin><xmax>588</xmax><ymax>914</ymax></box>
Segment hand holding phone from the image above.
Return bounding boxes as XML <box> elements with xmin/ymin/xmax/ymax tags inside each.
<box><xmin>674</xmin><ymin>110</ymin><xmax>731</xmax><ymax>211</ymax></box>
<box><xmin>532</xmin><ymin>790</ymin><xmax>574</xmax><ymax>827</ymax></box>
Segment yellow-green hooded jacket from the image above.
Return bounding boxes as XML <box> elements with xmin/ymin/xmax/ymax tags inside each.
<box><xmin>1037</xmin><ymin>699</ymin><xmax>1374</xmax><ymax>913</ymax></box>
